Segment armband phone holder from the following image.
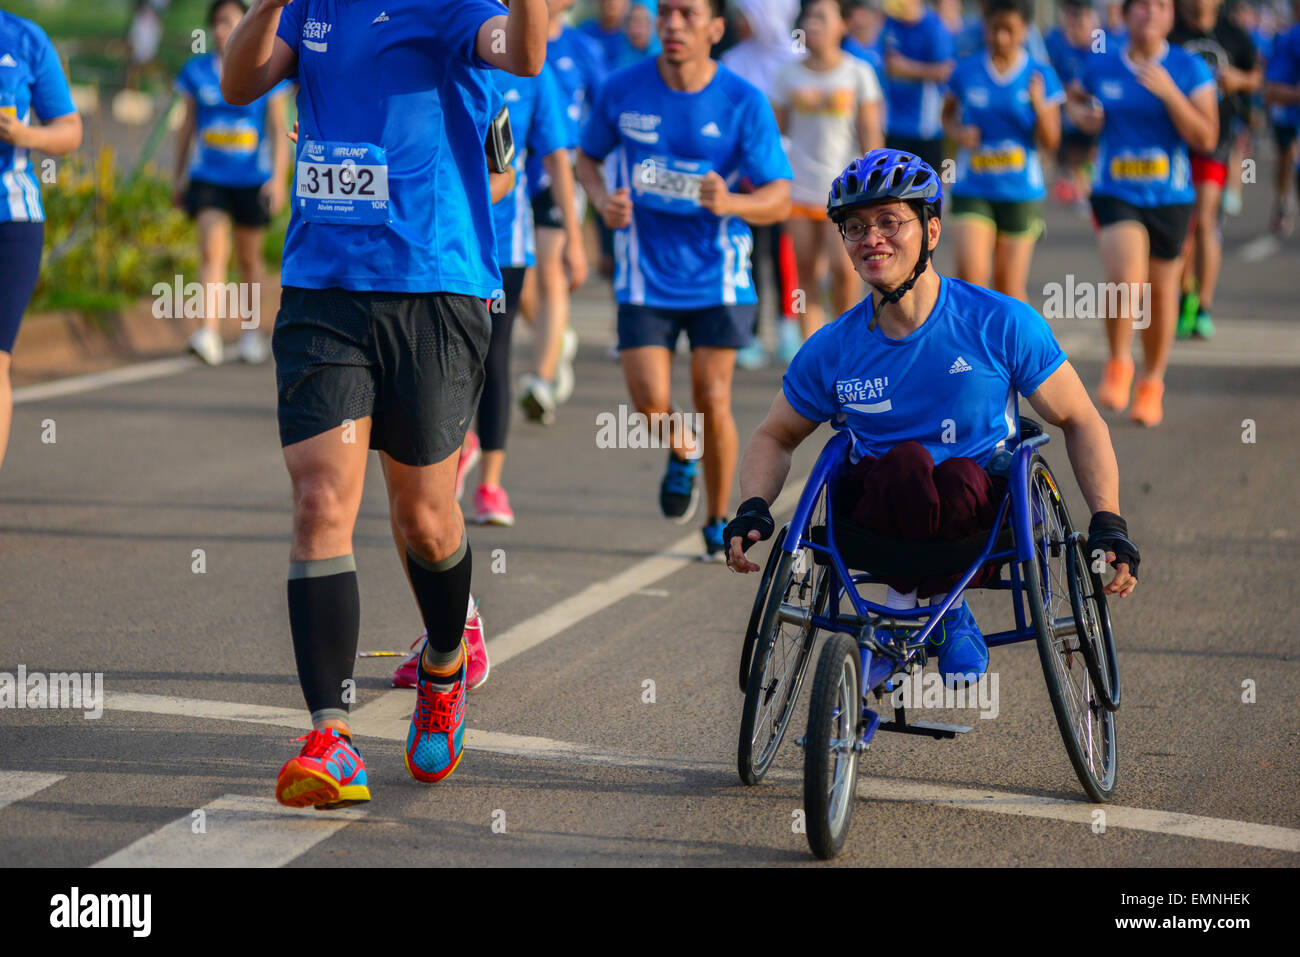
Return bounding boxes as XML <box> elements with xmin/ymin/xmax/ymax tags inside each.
<box><xmin>487</xmin><ymin>105</ymin><xmax>515</xmax><ymax>174</ymax></box>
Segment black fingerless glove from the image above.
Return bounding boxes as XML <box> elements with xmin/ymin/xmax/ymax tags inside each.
<box><xmin>723</xmin><ymin>497</ymin><xmax>775</xmax><ymax>554</ymax></box>
<box><xmin>1087</xmin><ymin>511</ymin><xmax>1140</xmax><ymax>580</ymax></box>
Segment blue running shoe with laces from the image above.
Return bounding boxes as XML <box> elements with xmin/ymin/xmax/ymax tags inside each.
<box><xmin>660</xmin><ymin>452</ymin><xmax>699</xmax><ymax>524</ymax></box>
<box><xmin>405</xmin><ymin>641</ymin><xmax>468</xmax><ymax>783</ymax></box>
<box><xmin>926</xmin><ymin>600</ymin><xmax>988</xmax><ymax>688</ymax></box>
<box><xmin>701</xmin><ymin>516</ymin><xmax>727</xmax><ymax>562</ymax></box>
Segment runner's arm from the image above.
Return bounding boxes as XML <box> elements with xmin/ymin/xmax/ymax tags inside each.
<box><xmin>1264</xmin><ymin>80</ymin><xmax>1300</xmax><ymax>105</ymax></box>
<box><xmin>711</xmin><ymin>177</ymin><xmax>791</xmax><ymax>226</ymax></box>
<box><xmin>858</xmin><ymin>97</ymin><xmax>883</xmax><ymax>152</ymax></box>
<box><xmin>0</xmin><ymin>110</ymin><xmax>81</xmax><ymax>154</ymax></box>
<box><xmin>490</xmin><ymin>167</ymin><xmax>516</xmax><ymax>204</ymax></box>
<box><xmin>885</xmin><ymin>49</ymin><xmax>954</xmax><ymax>84</ymax></box>
<box><xmin>475</xmin><ymin>0</ymin><xmax>548</xmax><ymax>76</ymax></box>
<box><xmin>171</xmin><ymin>95</ymin><xmax>197</xmax><ymax>203</ymax></box>
<box><xmin>222</xmin><ymin>0</ymin><xmax>298</xmax><ymax>105</ymax></box>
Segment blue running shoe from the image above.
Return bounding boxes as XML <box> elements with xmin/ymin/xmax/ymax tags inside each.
<box><xmin>926</xmin><ymin>600</ymin><xmax>988</xmax><ymax>688</ymax></box>
<box><xmin>701</xmin><ymin>516</ymin><xmax>727</xmax><ymax>562</ymax></box>
<box><xmin>660</xmin><ymin>452</ymin><xmax>699</xmax><ymax>524</ymax></box>
<box><xmin>735</xmin><ymin>340</ymin><xmax>768</xmax><ymax>370</ymax></box>
<box><xmin>405</xmin><ymin>642</ymin><xmax>468</xmax><ymax>783</ymax></box>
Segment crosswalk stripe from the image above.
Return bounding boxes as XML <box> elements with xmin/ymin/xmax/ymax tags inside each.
<box><xmin>91</xmin><ymin>794</ymin><xmax>366</xmax><ymax>868</ymax></box>
<box><xmin>0</xmin><ymin>771</ymin><xmax>64</xmax><ymax>810</ymax></box>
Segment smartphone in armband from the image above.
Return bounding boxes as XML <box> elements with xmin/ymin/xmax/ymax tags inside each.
<box><xmin>487</xmin><ymin>105</ymin><xmax>515</xmax><ymax>173</ymax></box>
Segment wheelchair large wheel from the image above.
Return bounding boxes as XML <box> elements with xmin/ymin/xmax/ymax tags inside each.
<box><xmin>803</xmin><ymin>632</ymin><xmax>862</xmax><ymax>860</ymax></box>
<box><xmin>1065</xmin><ymin>532</ymin><xmax>1121</xmax><ymax>712</ymax></box>
<box><xmin>738</xmin><ymin>524</ymin><xmax>789</xmax><ymax>692</ymax></box>
<box><xmin>737</xmin><ymin>499</ymin><xmax>830</xmax><ymax>785</ymax></box>
<box><xmin>1023</xmin><ymin>455</ymin><xmax>1118</xmax><ymax>802</ymax></box>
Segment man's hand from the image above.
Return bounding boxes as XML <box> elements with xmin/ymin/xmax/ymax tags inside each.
<box><xmin>601</xmin><ymin>186</ymin><xmax>633</xmax><ymax>229</ymax></box>
<box><xmin>261</xmin><ymin>178</ymin><xmax>287</xmax><ymax>216</ymax></box>
<box><xmin>1028</xmin><ymin>70</ymin><xmax>1046</xmax><ymax>111</ymax></box>
<box><xmin>0</xmin><ymin>112</ymin><xmax>33</xmax><ymax>149</ymax></box>
<box><xmin>956</xmin><ymin>124</ymin><xmax>981</xmax><ymax>150</ymax></box>
<box><xmin>1087</xmin><ymin>511</ymin><xmax>1139</xmax><ymax>598</ymax></box>
<box><xmin>724</xmin><ymin>497</ymin><xmax>775</xmax><ymax>573</ymax></box>
<box><xmin>698</xmin><ymin>170</ymin><xmax>732</xmax><ymax>217</ymax></box>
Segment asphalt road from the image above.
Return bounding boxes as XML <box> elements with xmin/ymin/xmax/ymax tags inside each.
<box><xmin>1</xmin><ymin>161</ymin><xmax>1297</xmax><ymax>868</ymax></box>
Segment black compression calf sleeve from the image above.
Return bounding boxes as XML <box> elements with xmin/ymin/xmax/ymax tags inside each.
<box><xmin>287</xmin><ymin>556</ymin><xmax>361</xmax><ymax>723</ymax></box>
<box><xmin>406</xmin><ymin>537</ymin><xmax>472</xmax><ymax>655</ymax></box>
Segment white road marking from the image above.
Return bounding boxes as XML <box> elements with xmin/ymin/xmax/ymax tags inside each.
<box><xmin>12</xmin><ymin>357</ymin><xmax>199</xmax><ymax>406</ymax></box>
<box><xmin>91</xmin><ymin>794</ymin><xmax>365</xmax><ymax>868</ymax></box>
<box><xmin>0</xmin><ymin>771</ymin><xmax>64</xmax><ymax>811</ymax></box>
<box><xmin>854</xmin><ymin>778</ymin><xmax>1300</xmax><ymax>854</ymax></box>
<box><xmin>101</xmin><ymin>691</ymin><xmax>1300</xmax><ymax>854</ymax></box>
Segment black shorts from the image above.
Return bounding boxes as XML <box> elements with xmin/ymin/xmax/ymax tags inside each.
<box><xmin>1271</xmin><ymin>121</ymin><xmax>1298</xmax><ymax>153</ymax></box>
<box><xmin>617</xmin><ymin>303</ymin><xmax>755</xmax><ymax>352</ymax></box>
<box><xmin>272</xmin><ymin>287</ymin><xmax>491</xmax><ymax>466</ymax></box>
<box><xmin>1089</xmin><ymin>194</ymin><xmax>1192</xmax><ymax>261</ymax></box>
<box><xmin>884</xmin><ymin>133</ymin><xmax>945</xmax><ymax>174</ymax></box>
<box><xmin>0</xmin><ymin>220</ymin><xmax>43</xmax><ymax>354</ymax></box>
<box><xmin>1058</xmin><ymin>128</ymin><xmax>1097</xmax><ymax>160</ymax></box>
<box><xmin>186</xmin><ymin>178</ymin><xmax>271</xmax><ymax>228</ymax></box>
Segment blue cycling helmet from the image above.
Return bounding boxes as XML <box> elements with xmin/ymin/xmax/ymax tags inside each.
<box><xmin>827</xmin><ymin>149</ymin><xmax>942</xmax><ymax>304</ymax></box>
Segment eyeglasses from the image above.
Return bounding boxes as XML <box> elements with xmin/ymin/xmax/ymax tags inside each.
<box><xmin>841</xmin><ymin>214</ymin><xmax>917</xmax><ymax>243</ymax></box>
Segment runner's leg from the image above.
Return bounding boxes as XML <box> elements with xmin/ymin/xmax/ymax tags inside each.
<box><xmin>283</xmin><ymin>419</ymin><xmax>372</xmax><ymax>736</ymax></box>
<box><xmin>197</xmin><ymin>208</ymin><xmax>232</xmax><ymax>339</ymax></box>
<box><xmin>992</xmin><ymin>232</ymin><xmax>1035</xmax><ymax>303</ymax></box>
<box><xmin>789</xmin><ymin>217</ymin><xmax>826</xmax><ymax>339</ymax></box>
<box><xmin>690</xmin><ymin>346</ymin><xmax>738</xmax><ymax>521</ymax></box>
<box><xmin>951</xmin><ymin>215</ymin><xmax>995</xmax><ymax>289</ymax></box>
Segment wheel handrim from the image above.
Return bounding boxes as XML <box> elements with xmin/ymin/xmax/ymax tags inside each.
<box><xmin>1032</xmin><ymin>467</ymin><xmax>1115</xmax><ymax>789</ymax></box>
<box><xmin>825</xmin><ymin>656</ymin><xmax>859</xmax><ymax>833</ymax></box>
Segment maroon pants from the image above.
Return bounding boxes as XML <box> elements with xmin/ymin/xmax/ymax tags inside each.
<box><xmin>840</xmin><ymin>441</ymin><xmax>1005</xmax><ymax>597</ymax></box>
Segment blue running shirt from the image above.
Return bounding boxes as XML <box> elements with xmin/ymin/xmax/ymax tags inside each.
<box><xmin>524</xmin><ymin>25</ymin><xmax>604</xmax><ymax>197</ymax></box>
<box><xmin>581</xmin><ymin>58</ymin><xmax>793</xmax><ymax>310</ymax></box>
<box><xmin>949</xmin><ymin>52</ymin><xmax>1064</xmax><ymax>203</ymax></box>
<box><xmin>879</xmin><ymin>10</ymin><xmax>955</xmax><ymax>140</ymax></box>
<box><xmin>176</xmin><ymin>54</ymin><xmax>290</xmax><ymax>188</ymax></box>
<box><xmin>782</xmin><ymin>278</ymin><xmax>1066</xmax><ymax>468</ymax></box>
<box><xmin>1082</xmin><ymin>42</ymin><xmax>1214</xmax><ymax>207</ymax></box>
<box><xmin>1266</xmin><ymin>25</ymin><xmax>1300</xmax><ymax>130</ymax></box>
<box><xmin>0</xmin><ymin>11</ymin><xmax>76</xmax><ymax>223</ymax></box>
<box><xmin>492</xmin><ymin>65</ymin><xmax>570</xmax><ymax>269</ymax></box>
<box><xmin>275</xmin><ymin>0</ymin><xmax>504</xmax><ymax>295</ymax></box>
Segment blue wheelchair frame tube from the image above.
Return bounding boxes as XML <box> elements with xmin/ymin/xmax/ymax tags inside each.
<box><xmin>782</xmin><ymin>426</ymin><xmax>1054</xmax><ymax>674</ymax></box>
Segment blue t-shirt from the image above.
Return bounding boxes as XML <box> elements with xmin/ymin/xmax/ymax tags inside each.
<box><xmin>176</xmin><ymin>55</ymin><xmax>290</xmax><ymax>188</ymax></box>
<box><xmin>579</xmin><ymin>19</ymin><xmax>661</xmax><ymax>73</ymax></box>
<box><xmin>843</xmin><ymin>35</ymin><xmax>883</xmax><ymax>76</ymax></box>
<box><xmin>581</xmin><ymin>58</ymin><xmax>792</xmax><ymax>310</ymax></box>
<box><xmin>950</xmin><ymin>52</ymin><xmax>1064</xmax><ymax>203</ymax></box>
<box><xmin>782</xmin><ymin>278</ymin><xmax>1066</xmax><ymax>468</ymax></box>
<box><xmin>493</xmin><ymin>65</ymin><xmax>570</xmax><ymax>269</ymax></box>
<box><xmin>1266</xmin><ymin>25</ymin><xmax>1300</xmax><ymax>130</ymax></box>
<box><xmin>0</xmin><ymin>11</ymin><xmax>76</xmax><ymax>223</ymax></box>
<box><xmin>1082</xmin><ymin>42</ymin><xmax>1214</xmax><ymax>207</ymax></box>
<box><xmin>275</xmin><ymin>0</ymin><xmax>503</xmax><ymax>296</ymax></box>
<box><xmin>524</xmin><ymin>25</ymin><xmax>605</xmax><ymax>197</ymax></box>
<box><xmin>879</xmin><ymin>11</ymin><xmax>956</xmax><ymax>140</ymax></box>
<box><xmin>1045</xmin><ymin>25</ymin><xmax>1098</xmax><ymax>133</ymax></box>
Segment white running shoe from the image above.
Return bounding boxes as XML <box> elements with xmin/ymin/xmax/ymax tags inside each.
<box><xmin>188</xmin><ymin>328</ymin><xmax>223</xmax><ymax>366</ymax></box>
<box><xmin>553</xmin><ymin>327</ymin><xmax>579</xmax><ymax>404</ymax></box>
<box><xmin>238</xmin><ymin>330</ymin><xmax>270</xmax><ymax>364</ymax></box>
<box><xmin>519</xmin><ymin>374</ymin><xmax>557</xmax><ymax>425</ymax></box>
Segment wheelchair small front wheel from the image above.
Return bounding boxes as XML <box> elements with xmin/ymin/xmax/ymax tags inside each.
<box><xmin>1024</xmin><ymin>455</ymin><xmax>1118</xmax><ymax>802</ymax></box>
<box><xmin>803</xmin><ymin>632</ymin><xmax>862</xmax><ymax>860</ymax></box>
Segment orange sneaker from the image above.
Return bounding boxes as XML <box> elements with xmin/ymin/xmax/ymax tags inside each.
<box><xmin>1096</xmin><ymin>357</ymin><xmax>1134</xmax><ymax>411</ymax></box>
<box><xmin>1130</xmin><ymin>376</ymin><xmax>1164</xmax><ymax>427</ymax></box>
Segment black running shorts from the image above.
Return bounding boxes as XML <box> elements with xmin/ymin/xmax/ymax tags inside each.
<box><xmin>273</xmin><ymin>287</ymin><xmax>491</xmax><ymax>466</ymax></box>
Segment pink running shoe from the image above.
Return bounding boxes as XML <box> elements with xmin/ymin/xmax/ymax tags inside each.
<box><xmin>474</xmin><ymin>483</ymin><xmax>515</xmax><ymax>526</ymax></box>
<box><xmin>391</xmin><ymin>597</ymin><xmax>488</xmax><ymax>691</ymax></box>
<box><xmin>456</xmin><ymin>432</ymin><xmax>481</xmax><ymax>501</ymax></box>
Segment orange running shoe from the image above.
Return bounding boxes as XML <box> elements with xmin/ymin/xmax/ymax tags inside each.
<box><xmin>1130</xmin><ymin>376</ymin><xmax>1164</xmax><ymax>427</ymax></box>
<box><xmin>1096</xmin><ymin>357</ymin><xmax>1134</xmax><ymax>411</ymax></box>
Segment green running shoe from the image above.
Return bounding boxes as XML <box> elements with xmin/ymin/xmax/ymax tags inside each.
<box><xmin>1177</xmin><ymin>290</ymin><xmax>1199</xmax><ymax>340</ymax></box>
<box><xmin>1193</xmin><ymin>309</ymin><xmax>1215</xmax><ymax>340</ymax></box>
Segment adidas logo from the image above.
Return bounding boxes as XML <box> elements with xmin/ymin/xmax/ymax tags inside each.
<box><xmin>700</xmin><ymin>121</ymin><xmax>721</xmax><ymax>137</ymax></box>
<box><xmin>372</xmin><ymin>11</ymin><xmax>389</xmax><ymax>23</ymax></box>
<box><xmin>948</xmin><ymin>356</ymin><xmax>973</xmax><ymax>374</ymax></box>
<box><xmin>0</xmin><ymin>54</ymin><xmax>18</xmax><ymax>68</ymax></box>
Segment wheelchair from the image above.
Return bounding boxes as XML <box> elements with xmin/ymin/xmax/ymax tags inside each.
<box><xmin>736</xmin><ymin>418</ymin><xmax>1121</xmax><ymax>859</ymax></box>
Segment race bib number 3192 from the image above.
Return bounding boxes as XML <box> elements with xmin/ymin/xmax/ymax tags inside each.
<box><xmin>296</xmin><ymin>140</ymin><xmax>390</xmax><ymax>225</ymax></box>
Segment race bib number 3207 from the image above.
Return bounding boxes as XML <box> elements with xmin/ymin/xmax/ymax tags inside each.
<box><xmin>296</xmin><ymin>140</ymin><xmax>390</xmax><ymax>225</ymax></box>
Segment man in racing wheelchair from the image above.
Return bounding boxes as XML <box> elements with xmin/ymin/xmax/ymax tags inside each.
<box><xmin>724</xmin><ymin>149</ymin><xmax>1139</xmax><ymax>686</ymax></box>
